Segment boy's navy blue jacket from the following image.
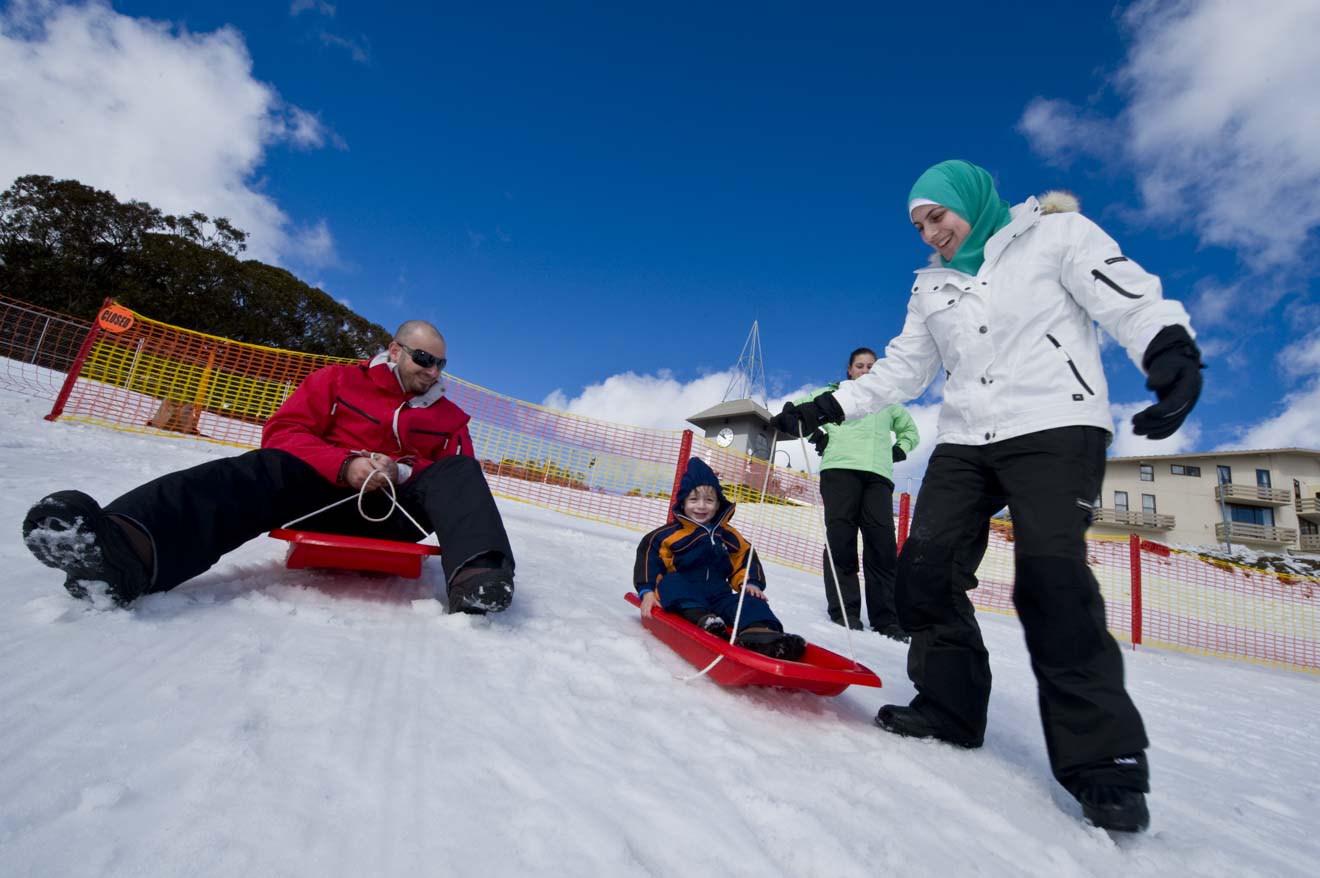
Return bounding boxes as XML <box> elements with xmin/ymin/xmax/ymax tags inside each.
<box><xmin>633</xmin><ymin>457</ymin><xmax>766</xmax><ymax>600</ymax></box>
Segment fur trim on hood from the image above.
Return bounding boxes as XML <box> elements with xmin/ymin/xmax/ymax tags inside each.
<box><xmin>1038</xmin><ymin>190</ymin><xmax>1080</xmax><ymax>215</ymax></box>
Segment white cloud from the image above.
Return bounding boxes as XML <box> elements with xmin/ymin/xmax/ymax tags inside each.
<box><xmin>1277</xmin><ymin>329</ymin><xmax>1320</xmax><ymax>382</ymax></box>
<box><xmin>290</xmin><ymin>219</ymin><xmax>339</xmax><ymax>268</ymax></box>
<box><xmin>319</xmin><ymin>31</ymin><xmax>369</xmax><ymax>64</ymax></box>
<box><xmin>1020</xmin><ymin>0</ymin><xmax>1320</xmax><ymax>272</ymax></box>
<box><xmin>544</xmin><ymin>369</ymin><xmax>753</xmax><ymax>432</ymax></box>
<box><xmin>291</xmin><ymin>0</ymin><xmax>335</xmax><ymax>16</ymax></box>
<box><xmin>1108</xmin><ymin>400</ymin><xmax>1203</xmax><ymax>458</ymax></box>
<box><xmin>0</xmin><ymin>1</ymin><xmax>339</xmax><ymax>266</ymax></box>
<box><xmin>1227</xmin><ymin>380</ymin><xmax>1320</xmax><ymax>450</ymax></box>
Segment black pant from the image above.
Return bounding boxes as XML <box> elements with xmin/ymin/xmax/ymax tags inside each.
<box><xmin>897</xmin><ymin>426</ymin><xmax>1148</xmax><ymax>791</ymax></box>
<box><xmin>107</xmin><ymin>449</ymin><xmax>514</xmax><ymax>592</ymax></box>
<box><xmin>819</xmin><ymin>469</ymin><xmax>898</xmax><ymax>629</ymax></box>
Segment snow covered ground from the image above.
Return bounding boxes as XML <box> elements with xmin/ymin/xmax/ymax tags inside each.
<box><xmin>1</xmin><ymin>384</ymin><xmax>1318</xmax><ymax>878</ymax></box>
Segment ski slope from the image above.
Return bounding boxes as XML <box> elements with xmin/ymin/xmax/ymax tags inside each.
<box><xmin>0</xmin><ymin>385</ymin><xmax>1316</xmax><ymax>878</ymax></box>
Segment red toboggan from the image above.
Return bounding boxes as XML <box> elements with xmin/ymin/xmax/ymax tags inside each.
<box><xmin>270</xmin><ymin>528</ymin><xmax>441</xmax><ymax>579</ymax></box>
<box><xmin>625</xmin><ymin>593</ymin><xmax>882</xmax><ymax>696</ymax></box>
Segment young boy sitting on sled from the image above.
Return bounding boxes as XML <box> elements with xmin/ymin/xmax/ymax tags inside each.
<box><xmin>633</xmin><ymin>457</ymin><xmax>807</xmax><ymax>661</ymax></box>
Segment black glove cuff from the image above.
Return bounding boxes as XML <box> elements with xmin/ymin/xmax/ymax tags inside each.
<box><xmin>1142</xmin><ymin>325</ymin><xmax>1201</xmax><ymax>371</ymax></box>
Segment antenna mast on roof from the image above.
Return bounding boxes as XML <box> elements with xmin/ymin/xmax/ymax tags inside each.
<box><xmin>722</xmin><ymin>321</ymin><xmax>768</xmax><ymax>408</ymax></box>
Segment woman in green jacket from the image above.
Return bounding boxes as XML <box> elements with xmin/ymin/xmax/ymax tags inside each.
<box><xmin>798</xmin><ymin>347</ymin><xmax>918</xmax><ymax>640</ymax></box>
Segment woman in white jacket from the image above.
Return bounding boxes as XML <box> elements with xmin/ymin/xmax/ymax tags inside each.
<box><xmin>773</xmin><ymin>160</ymin><xmax>1203</xmax><ymax>833</ymax></box>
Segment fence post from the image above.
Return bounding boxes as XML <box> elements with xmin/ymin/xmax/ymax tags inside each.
<box><xmin>897</xmin><ymin>492</ymin><xmax>912</xmax><ymax>553</ymax></box>
<box><xmin>667</xmin><ymin>430</ymin><xmax>694</xmax><ymax>523</ymax></box>
<box><xmin>45</xmin><ymin>298</ymin><xmax>110</xmax><ymax>422</ymax></box>
<box><xmin>1128</xmin><ymin>533</ymin><xmax>1143</xmax><ymax>649</ymax></box>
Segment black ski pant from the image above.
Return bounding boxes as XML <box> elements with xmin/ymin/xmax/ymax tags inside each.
<box><xmin>819</xmin><ymin>469</ymin><xmax>899</xmax><ymax>629</ymax></box>
<box><xmin>105</xmin><ymin>449</ymin><xmax>514</xmax><ymax>593</ymax></box>
<box><xmin>897</xmin><ymin>426</ymin><xmax>1149</xmax><ymax>791</ymax></box>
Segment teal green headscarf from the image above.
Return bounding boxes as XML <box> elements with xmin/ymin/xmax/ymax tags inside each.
<box><xmin>907</xmin><ymin>159</ymin><xmax>1012</xmax><ymax>275</ymax></box>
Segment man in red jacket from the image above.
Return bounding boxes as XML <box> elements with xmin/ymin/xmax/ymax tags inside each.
<box><xmin>21</xmin><ymin>320</ymin><xmax>516</xmax><ymax>614</ymax></box>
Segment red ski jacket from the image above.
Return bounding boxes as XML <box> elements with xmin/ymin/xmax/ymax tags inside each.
<box><xmin>262</xmin><ymin>354</ymin><xmax>474</xmax><ymax>485</ymax></box>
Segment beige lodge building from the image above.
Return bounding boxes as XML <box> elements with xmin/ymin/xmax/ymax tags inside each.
<box><xmin>1092</xmin><ymin>448</ymin><xmax>1320</xmax><ymax>553</ymax></box>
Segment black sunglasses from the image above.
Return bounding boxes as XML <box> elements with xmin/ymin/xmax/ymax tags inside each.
<box><xmin>397</xmin><ymin>342</ymin><xmax>447</xmax><ymax>371</ymax></box>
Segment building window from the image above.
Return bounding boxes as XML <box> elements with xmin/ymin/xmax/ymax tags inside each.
<box><xmin>1228</xmin><ymin>504</ymin><xmax>1274</xmax><ymax>527</ymax></box>
<box><xmin>1170</xmin><ymin>464</ymin><xmax>1201</xmax><ymax>477</ymax></box>
<box><xmin>1139</xmin><ymin>464</ymin><xmax>1154</xmax><ymax>482</ymax></box>
<box><xmin>1218</xmin><ymin>465</ymin><xmax>1232</xmax><ymax>485</ymax></box>
<box><xmin>1301</xmin><ymin>520</ymin><xmax>1318</xmax><ymax>536</ymax></box>
<box><xmin>1114</xmin><ymin>491</ymin><xmax>1129</xmax><ymax>512</ymax></box>
<box><xmin>1142</xmin><ymin>494</ymin><xmax>1157</xmax><ymax>514</ymax></box>
<box><xmin>1256</xmin><ymin>469</ymin><xmax>1272</xmax><ymax>488</ymax></box>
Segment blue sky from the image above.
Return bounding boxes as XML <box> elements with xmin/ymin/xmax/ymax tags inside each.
<box><xmin>2</xmin><ymin>1</ymin><xmax>1318</xmax><ymax>477</ymax></box>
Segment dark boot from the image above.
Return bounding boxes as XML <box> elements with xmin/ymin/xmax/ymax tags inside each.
<box><xmin>735</xmin><ymin>629</ymin><xmax>807</xmax><ymax>661</ymax></box>
<box><xmin>678</xmin><ymin>608</ymin><xmax>729</xmax><ymax>638</ymax></box>
<box><xmin>1075</xmin><ymin>784</ymin><xmax>1150</xmax><ymax>833</ymax></box>
<box><xmin>877</xmin><ymin>624</ymin><xmax>910</xmax><ymax>643</ymax></box>
<box><xmin>446</xmin><ymin>556</ymin><xmax>514</xmax><ymax>614</ymax></box>
<box><xmin>874</xmin><ymin>704</ymin><xmax>982</xmax><ymax>749</ymax></box>
<box><xmin>22</xmin><ymin>490</ymin><xmax>152</xmax><ymax>607</ymax></box>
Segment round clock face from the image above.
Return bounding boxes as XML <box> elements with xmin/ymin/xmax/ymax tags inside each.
<box><xmin>715</xmin><ymin>427</ymin><xmax>735</xmax><ymax>447</ymax></box>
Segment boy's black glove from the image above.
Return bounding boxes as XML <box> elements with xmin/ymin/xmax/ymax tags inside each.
<box><xmin>892</xmin><ymin>444</ymin><xmax>907</xmax><ymax>462</ymax></box>
<box><xmin>1132</xmin><ymin>325</ymin><xmax>1203</xmax><ymax>440</ymax></box>
<box><xmin>808</xmin><ymin>430</ymin><xmax>829</xmax><ymax>454</ymax></box>
<box><xmin>772</xmin><ymin>393</ymin><xmax>845</xmax><ymax>437</ymax></box>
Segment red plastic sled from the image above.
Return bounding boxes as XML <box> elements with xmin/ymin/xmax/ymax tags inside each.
<box><xmin>269</xmin><ymin>528</ymin><xmax>441</xmax><ymax>579</ymax></box>
<box><xmin>625</xmin><ymin>593</ymin><xmax>882</xmax><ymax>696</ymax></box>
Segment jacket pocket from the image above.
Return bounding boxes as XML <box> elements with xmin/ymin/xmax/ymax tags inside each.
<box><xmin>1045</xmin><ymin>334</ymin><xmax>1095</xmax><ymax>396</ymax></box>
<box><xmin>334</xmin><ymin>396</ymin><xmax>381</xmax><ymax>423</ymax></box>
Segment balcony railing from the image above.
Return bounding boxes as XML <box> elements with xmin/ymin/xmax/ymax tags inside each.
<box><xmin>1215</xmin><ymin>484</ymin><xmax>1291</xmax><ymax>506</ymax></box>
<box><xmin>1215</xmin><ymin>522</ymin><xmax>1297</xmax><ymax>545</ymax></box>
<box><xmin>1300</xmin><ymin>532</ymin><xmax>1320</xmax><ymax>552</ymax></box>
<box><xmin>1296</xmin><ymin>496</ymin><xmax>1320</xmax><ymax>519</ymax></box>
<box><xmin>1092</xmin><ymin>508</ymin><xmax>1176</xmax><ymax>530</ymax></box>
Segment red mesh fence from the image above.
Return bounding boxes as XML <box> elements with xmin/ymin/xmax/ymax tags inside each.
<box><xmin>0</xmin><ymin>293</ymin><xmax>90</xmax><ymax>400</ymax></box>
<box><xmin>2</xmin><ymin>294</ymin><xmax>1316</xmax><ymax>671</ymax></box>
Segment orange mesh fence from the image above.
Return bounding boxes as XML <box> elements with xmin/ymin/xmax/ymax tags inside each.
<box><xmin>0</xmin><ymin>293</ymin><xmax>91</xmax><ymax>400</ymax></box>
<box><xmin>1138</xmin><ymin>545</ymin><xmax>1318</xmax><ymax>670</ymax></box>
<box><xmin>4</xmin><ymin>295</ymin><xmax>1316</xmax><ymax>671</ymax></box>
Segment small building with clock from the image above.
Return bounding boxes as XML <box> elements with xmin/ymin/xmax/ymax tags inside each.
<box><xmin>686</xmin><ymin>399</ymin><xmax>779</xmax><ymax>461</ymax></box>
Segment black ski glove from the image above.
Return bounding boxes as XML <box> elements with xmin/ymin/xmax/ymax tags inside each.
<box><xmin>892</xmin><ymin>444</ymin><xmax>907</xmax><ymax>462</ymax></box>
<box><xmin>772</xmin><ymin>392</ymin><xmax>845</xmax><ymax>437</ymax></box>
<box><xmin>1132</xmin><ymin>325</ymin><xmax>1203</xmax><ymax>440</ymax></box>
<box><xmin>808</xmin><ymin>430</ymin><xmax>829</xmax><ymax>454</ymax></box>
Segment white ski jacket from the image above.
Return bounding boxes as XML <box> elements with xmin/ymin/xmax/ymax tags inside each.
<box><xmin>832</xmin><ymin>196</ymin><xmax>1193</xmax><ymax>446</ymax></box>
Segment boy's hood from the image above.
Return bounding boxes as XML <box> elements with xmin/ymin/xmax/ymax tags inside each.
<box><xmin>672</xmin><ymin>456</ymin><xmax>734</xmax><ymax>523</ymax></box>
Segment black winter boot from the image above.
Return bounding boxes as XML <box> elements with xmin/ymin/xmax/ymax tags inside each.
<box><xmin>447</xmin><ymin>559</ymin><xmax>514</xmax><ymax>614</ymax></box>
<box><xmin>874</xmin><ymin>705</ymin><xmax>981</xmax><ymax>748</ymax></box>
<box><xmin>877</xmin><ymin>624</ymin><xmax>910</xmax><ymax>643</ymax></box>
<box><xmin>735</xmin><ymin>629</ymin><xmax>807</xmax><ymax>661</ymax></box>
<box><xmin>1075</xmin><ymin>784</ymin><xmax>1149</xmax><ymax>833</ymax></box>
<box><xmin>678</xmin><ymin>608</ymin><xmax>729</xmax><ymax>638</ymax></box>
<box><xmin>22</xmin><ymin>490</ymin><xmax>152</xmax><ymax>607</ymax></box>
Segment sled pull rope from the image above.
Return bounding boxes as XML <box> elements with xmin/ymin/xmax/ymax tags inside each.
<box><xmin>677</xmin><ymin>446</ymin><xmax>779</xmax><ymax>683</ymax></box>
<box><xmin>279</xmin><ymin>457</ymin><xmax>430</xmax><ymax>539</ymax></box>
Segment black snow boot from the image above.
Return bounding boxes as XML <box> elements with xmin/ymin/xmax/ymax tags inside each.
<box><xmin>874</xmin><ymin>705</ymin><xmax>981</xmax><ymax>749</ymax></box>
<box><xmin>446</xmin><ymin>560</ymin><xmax>514</xmax><ymax>614</ymax></box>
<box><xmin>679</xmin><ymin>608</ymin><xmax>729</xmax><ymax>638</ymax></box>
<box><xmin>735</xmin><ymin>629</ymin><xmax>807</xmax><ymax>662</ymax></box>
<box><xmin>22</xmin><ymin>490</ymin><xmax>152</xmax><ymax>607</ymax></box>
<box><xmin>877</xmin><ymin>624</ymin><xmax>910</xmax><ymax>643</ymax></box>
<box><xmin>1075</xmin><ymin>784</ymin><xmax>1150</xmax><ymax>833</ymax></box>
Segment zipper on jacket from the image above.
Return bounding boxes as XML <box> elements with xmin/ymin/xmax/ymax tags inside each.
<box><xmin>1091</xmin><ymin>269</ymin><xmax>1142</xmax><ymax>299</ymax></box>
<box><xmin>1046</xmin><ymin>334</ymin><xmax>1096</xmax><ymax>395</ymax></box>
<box><xmin>335</xmin><ymin>396</ymin><xmax>381</xmax><ymax>423</ymax></box>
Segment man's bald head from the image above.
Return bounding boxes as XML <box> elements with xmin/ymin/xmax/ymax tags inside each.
<box><xmin>394</xmin><ymin>320</ymin><xmax>445</xmax><ymax>349</ymax></box>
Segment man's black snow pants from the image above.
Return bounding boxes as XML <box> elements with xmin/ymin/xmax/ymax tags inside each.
<box><xmin>820</xmin><ymin>469</ymin><xmax>899</xmax><ymax>629</ymax></box>
<box><xmin>897</xmin><ymin>426</ymin><xmax>1149</xmax><ymax>792</ymax></box>
<box><xmin>105</xmin><ymin>449</ymin><xmax>514</xmax><ymax>593</ymax></box>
